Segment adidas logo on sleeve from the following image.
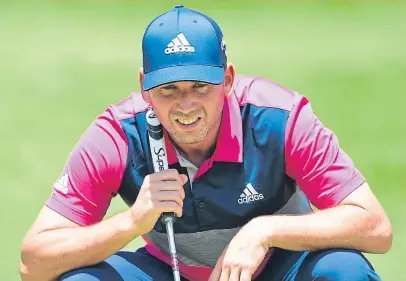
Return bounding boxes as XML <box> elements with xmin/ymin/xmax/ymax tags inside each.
<box><xmin>54</xmin><ymin>174</ymin><xmax>69</xmax><ymax>194</ymax></box>
<box><xmin>165</xmin><ymin>33</ymin><xmax>195</xmax><ymax>55</ymax></box>
<box><xmin>238</xmin><ymin>183</ymin><xmax>264</xmax><ymax>204</ymax></box>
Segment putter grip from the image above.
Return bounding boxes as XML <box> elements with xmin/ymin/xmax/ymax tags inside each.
<box><xmin>146</xmin><ymin>107</ymin><xmax>178</xmax><ymax>222</ymax></box>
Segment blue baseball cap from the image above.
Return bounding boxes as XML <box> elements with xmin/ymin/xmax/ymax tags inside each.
<box><xmin>142</xmin><ymin>5</ymin><xmax>227</xmax><ymax>90</ymax></box>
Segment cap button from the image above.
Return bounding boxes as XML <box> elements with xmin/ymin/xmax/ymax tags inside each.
<box><xmin>175</xmin><ymin>4</ymin><xmax>184</xmax><ymax>8</ymax></box>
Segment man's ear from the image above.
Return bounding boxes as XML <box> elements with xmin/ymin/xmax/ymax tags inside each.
<box><xmin>223</xmin><ymin>63</ymin><xmax>235</xmax><ymax>97</ymax></box>
<box><xmin>139</xmin><ymin>68</ymin><xmax>150</xmax><ymax>103</ymax></box>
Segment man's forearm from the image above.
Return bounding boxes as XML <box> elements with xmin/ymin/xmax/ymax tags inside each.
<box><xmin>20</xmin><ymin>210</ymin><xmax>140</xmax><ymax>281</ymax></box>
<box><xmin>256</xmin><ymin>205</ymin><xmax>391</xmax><ymax>254</ymax></box>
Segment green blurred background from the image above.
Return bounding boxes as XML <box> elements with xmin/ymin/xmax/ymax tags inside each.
<box><xmin>1</xmin><ymin>0</ymin><xmax>404</xmax><ymax>280</ymax></box>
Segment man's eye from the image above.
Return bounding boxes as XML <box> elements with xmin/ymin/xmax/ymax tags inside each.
<box><xmin>194</xmin><ymin>83</ymin><xmax>207</xmax><ymax>88</ymax></box>
<box><xmin>162</xmin><ymin>84</ymin><xmax>177</xmax><ymax>90</ymax></box>
<box><xmin>159</xmin><ymin>91</ymin><xmax>173</xmax><ymax>97</ymax></box>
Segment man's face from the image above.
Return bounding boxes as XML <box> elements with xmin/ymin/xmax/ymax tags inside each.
<box><xmin>147</xmin><ymin>81</ymin><xmax>225</xmax><ymax>144</ymax></box>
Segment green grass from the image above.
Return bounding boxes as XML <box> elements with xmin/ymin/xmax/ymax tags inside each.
<box><xmin>1</xmin><ymin>1</ymin><xmax>404</xmax><ymax>280</ymax></box>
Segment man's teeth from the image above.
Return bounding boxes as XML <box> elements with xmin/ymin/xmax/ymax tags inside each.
<box><xmin>178</xmin><ymin>117</ymin><xmax>198</xmax><ymax>125</ymax></box>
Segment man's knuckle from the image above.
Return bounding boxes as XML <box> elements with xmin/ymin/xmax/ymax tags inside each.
<box><xmin>149</xmin><ymin>201</ymin><xmax>155</xmax><ymax>209</ymax></box>
<box><xmin>145</xmin><ymin>190</ymin><xmax>152</xmax><ymax>199</ymax></box>
<box><xmin>223</xmin><ymin>259</ymin><xmax>234</xmax><ymax>268</ymax></box>
<box><xmin>242</xmin><ymin>263</ymin><xmax>253</xmax><ymax>271</ymax></box>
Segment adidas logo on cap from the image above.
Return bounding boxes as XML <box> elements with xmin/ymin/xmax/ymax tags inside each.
<box><xmin>165</xmin><ymin>33</ymin><xmax>195</xmax><ymax>55</ymax></box>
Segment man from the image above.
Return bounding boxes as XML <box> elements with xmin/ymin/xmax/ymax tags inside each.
<box><xmin>20</xmin><ymin>5</ymin><xmax>392</xmax><ymax>281</ymax></box>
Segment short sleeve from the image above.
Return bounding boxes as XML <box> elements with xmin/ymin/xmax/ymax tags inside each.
<box><xmin>46</xmin><ymin>106</ymin><xmax>128</xmax><ymax>226</ymax></box>
<box><xmin>285</xmin><ymin>96</ymin><xmax>365</xmax><ymax>209</ymax></box>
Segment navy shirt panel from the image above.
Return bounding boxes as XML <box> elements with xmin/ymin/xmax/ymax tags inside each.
<box><xmin>117</xmin><ymin>104</ymin><xmax>295</xmax><ymax>234</ymax></box>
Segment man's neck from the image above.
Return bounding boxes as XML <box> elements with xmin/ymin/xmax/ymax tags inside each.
<box><xmin>170</xmin><ymin>125</ymin><xmax>220</xmax><ymax>168</ymax></box>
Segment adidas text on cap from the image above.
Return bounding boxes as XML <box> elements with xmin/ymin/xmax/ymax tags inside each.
<box><xmin>142</xmin><ymin>5</ymin><xmax>227</xmax><ymax>91</ymax></box>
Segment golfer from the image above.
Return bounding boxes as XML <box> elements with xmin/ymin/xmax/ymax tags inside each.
<box><xmin>20</xmin><ymin>5</ymin><xmax>392</xmax><ymax>281</ymax></box>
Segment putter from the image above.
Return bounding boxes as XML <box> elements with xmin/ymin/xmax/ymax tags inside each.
<box><xmin>146</xmin><ymin>106</ymin><xmax>181</xmax><ymax>281</ymax></box>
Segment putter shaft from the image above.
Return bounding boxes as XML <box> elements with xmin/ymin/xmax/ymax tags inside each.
<box><xmin>164</xmin><ymin>217</ymin><xmax>181</xmax><ymax>281</ymax></box>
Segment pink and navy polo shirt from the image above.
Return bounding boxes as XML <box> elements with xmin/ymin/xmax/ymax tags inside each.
<box><xmin>46</xmin><ymin>75</ymin><xmax>365</xmax><ymax>281</ymax></box>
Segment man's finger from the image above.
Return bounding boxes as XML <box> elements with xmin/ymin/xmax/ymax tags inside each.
<box><xmin>209</xmin><ymin>246</ymin><xmax>227</xmax><ymax>281</ymax></box>
<box><xmin>229</xmin><ymin>267</ymin><xmax>241</xmax><ymax>281</ymax></box>
<box><xmin>150</xmin><ymin>169</ymin><xmax>184</xmax><ymax>181</ymax></box>
<box><xmin>219</xmin><ymin>267</ymin><xmax>230</xmax><ymax>281</ymax></box>
<box><xmin>156</xmin><ymin>201</ymin><xmax>183</xmax><ymax>217</ymax></box>
<box><xmin>179</xmin><ymin>174</ymin><xmax>188</xmax><ymax>184</ymax></box>
<box><xmin>209</xmin><ymin>263</ymin><xmax>222</xmax><ymax>281</ymax></box>
<box><xmin>156</xmin><ymin>190</ymin><xmax>184</xmax><ymax>206</ymax></box>
<box><xmin>151</xmin><ymin>181</ymin><xmax>186</xmax><ymax>198</ymax></box>
<box><xmin>240</xmin><ymin>269</ymin><xmax>252</xmax><ymax>281</ymax></box>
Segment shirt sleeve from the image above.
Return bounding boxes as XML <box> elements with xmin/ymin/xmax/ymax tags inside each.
<box><xmin>285</xmin><ymin>95</ymin><xmax>365</xmax><ymax>209</ymax></box>
<box><xmin>46</xmin><ymin>106</ymin><xmax>128</xmax><ymax>226</ymax></box>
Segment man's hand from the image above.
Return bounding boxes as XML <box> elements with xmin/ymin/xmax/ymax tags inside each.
<box><xmin>209</xmin><ymin>218</ymin><xmax>270</xmax><ymax>281</ymax></box>
<box><xmin>130</xmin><ymin>169</ymin><xmax>188</xmax><ymax>235</ymax></box>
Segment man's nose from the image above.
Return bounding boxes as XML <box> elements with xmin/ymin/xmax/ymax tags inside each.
<box><xmin>177</xmin><ymin>92</ymin><xmax>196</xmax><ymax>113</ymax></box>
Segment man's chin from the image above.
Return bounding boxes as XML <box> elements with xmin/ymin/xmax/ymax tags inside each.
<box><xmin>171</xmin><ymin>132</ymin><xmax>207</xmax><ymax>145</ymax></box>
<box><xmin>181</xmin><ymin>140</ymin><xmax>201</xmax><ymax>145</ymax></box>
<box><xmin>175</xmin><ymin>136</ymin><xmax>203</xmax><ymax>145</ymax></box>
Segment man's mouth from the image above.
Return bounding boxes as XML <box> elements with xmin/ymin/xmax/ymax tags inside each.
<box><xmin>176</xmin><ymin>117</ymin><xmax>200</xmax><ymax>125</ymax></box>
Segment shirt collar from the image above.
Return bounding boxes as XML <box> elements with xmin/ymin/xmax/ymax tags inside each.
<box><xmin>165</xmin><ymin>94</ymin><xmax>243</xmax><ymax>165</ymax></box>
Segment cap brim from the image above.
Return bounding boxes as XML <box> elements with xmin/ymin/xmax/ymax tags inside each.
<box><xmin>143</xmin><ymin>65</ymin><xmax>225</xmax><ymax>91</ymax></box>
